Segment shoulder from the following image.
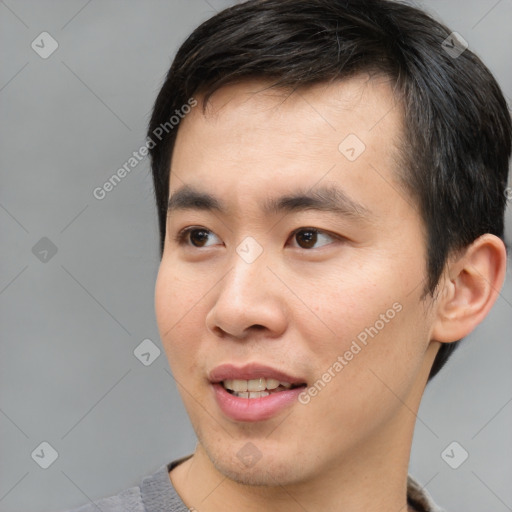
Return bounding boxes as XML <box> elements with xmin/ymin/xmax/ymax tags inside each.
<box><xmin>60</xmin><ymin>485</ymin><xmax>144</xmax><ymax>512</ymax></box>
<box><xmin>57</xmin><ymin>457</ymin><xmax>192</xmax><ymax>512</ymax></box>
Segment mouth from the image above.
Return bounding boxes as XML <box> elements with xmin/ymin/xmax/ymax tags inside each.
<box><xmin>209</xmin><ymin>363</ymin><xmax>308</xmax><ymax>421</ymax></box>
<box><xmin>221</xmin><ymin>378</ymin><xmax>305</xmax><ymax>399</ymax></box>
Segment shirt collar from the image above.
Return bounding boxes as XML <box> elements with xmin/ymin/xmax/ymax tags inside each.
<box><xmin>141</xmin><ymin>457</ymin><xmax>444</xmax><ymax>512</ymax></box>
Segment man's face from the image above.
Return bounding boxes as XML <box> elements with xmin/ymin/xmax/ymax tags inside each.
<box><xmin>155</xmin><ymin>76</ymin><xmax>440</xmax><ymax>485</ymax></box>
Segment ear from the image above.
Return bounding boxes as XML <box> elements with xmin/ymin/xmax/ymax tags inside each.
<box><xmin>431</xmin><ymin>234</ymin><xmax>507</xmax><ymax>343</ymax></box>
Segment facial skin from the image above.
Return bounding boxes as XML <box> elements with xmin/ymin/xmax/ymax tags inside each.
<box><xmin>154</xmin><ymin>76</ymin><xmax>506</xmax><ymax>511</ymax></box>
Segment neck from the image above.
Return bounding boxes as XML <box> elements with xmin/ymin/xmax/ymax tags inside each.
<box><xmin>171</xmin><ymin>413</ymin><xmax>416</xmax><ymax>512</ymax></box>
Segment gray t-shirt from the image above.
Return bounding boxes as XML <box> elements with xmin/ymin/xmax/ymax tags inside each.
<box><xmin>62</xmin><ymin>455</ymin><xmax>444</xmax><ymax>512</ymax></box>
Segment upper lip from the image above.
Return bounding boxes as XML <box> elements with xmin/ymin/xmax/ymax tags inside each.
<box><xmin>209</xmin><ymin>363</ymin><xmax>306</xmax><ymax>385</ymax></box>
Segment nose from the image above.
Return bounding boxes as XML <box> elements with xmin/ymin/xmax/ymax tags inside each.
<box><xmin>205</xmin><ymin>253</ymin><xmax>288</xmax><ymax>340</ymax></box>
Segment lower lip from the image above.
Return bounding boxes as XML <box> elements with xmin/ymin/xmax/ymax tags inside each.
<box><xmin>211</xmin><ymin>383</ymin><xmax>306</xmax><ymax>422</ymax></box>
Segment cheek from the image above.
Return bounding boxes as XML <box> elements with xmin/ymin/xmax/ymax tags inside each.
<box><xmin>299</xmin><ymin>303</ymin><xmax>427</xmax><ymax>443</ymax></box>
<box><xmin>294</xmin><ymin>261</ymin><xmax>427</xmax><ymax>393</ymax></box>
<box><xmin>293</xmin><ymin>264</ymin><xmax>399</xmax><ymax>351</ymax></box>
<box><xmin>155</xmin><ymin>262</ymin><xmax>205</xmax><ymax>369</ymax></box>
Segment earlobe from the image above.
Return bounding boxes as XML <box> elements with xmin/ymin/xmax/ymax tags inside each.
<box><xmin>431</xmin><ymin>234</ymin><xmax>507</xmax><ymax>344</ymax></box>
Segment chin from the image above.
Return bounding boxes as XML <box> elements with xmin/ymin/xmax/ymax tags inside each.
<box><xmin>205</xmin><ymin>442</ymin><xmax>304</xmax><ymax>487</ymax></box>
<box><xmin>215</xmin><ymin>459</ymin><xmax>298</xmax><ymax>487</ymax></box>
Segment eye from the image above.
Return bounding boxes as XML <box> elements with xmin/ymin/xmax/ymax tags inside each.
<box><xmin>176</xmin><ymin>227</ymin><xmax>222</xmax><ymax>248</ymax></box>
<box><xmin>289</xmin><ymin>228</ymin><xmax>336</xmax><ymax>249</ymax></box>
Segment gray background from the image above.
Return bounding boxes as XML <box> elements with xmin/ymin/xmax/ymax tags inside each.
<box><xmin>0</xmin><ymin>0</ymin><xmax>511</xmax><ymax>511</ymax></box>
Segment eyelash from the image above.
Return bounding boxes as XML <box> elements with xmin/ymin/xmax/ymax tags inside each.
<box><xmin>174</xmin><ymin>226</ymin><xmax>340</xmax><ymax>249</ymax></box>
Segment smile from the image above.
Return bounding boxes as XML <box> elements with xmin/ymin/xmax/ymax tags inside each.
<box><xmin>222</xmin><ymin>378</ymin><xmax>302</xmax><ymax>398</ymax></box>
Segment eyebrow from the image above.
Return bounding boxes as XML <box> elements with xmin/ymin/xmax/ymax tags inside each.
<box><xmin>167</xmin><ymin>184</ymin><xmax>374</xmax><ymax>222</ymax></box>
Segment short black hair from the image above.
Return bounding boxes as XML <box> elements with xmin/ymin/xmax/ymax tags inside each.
<box><xmin>147</xmin><ymin>0</ymin><xmax>511</xmax><ymax>380</ymax></box>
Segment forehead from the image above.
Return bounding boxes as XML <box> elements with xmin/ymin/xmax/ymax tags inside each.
<box><xmin>173</xmin><ymin>75</ymin><xmax>402</xmax><ymax>163</ymax></box>
<box><xmin>181</xmin><ymin>74</ymin><xmax>400</xmax><ymax>133</ymax></box>
<box><xmin>169</xmin><ymin>75</ymin><xmax>408</xmax><ymax>219</ymax></box>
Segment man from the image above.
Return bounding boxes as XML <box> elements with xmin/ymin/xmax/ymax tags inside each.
<box><xmin>64</xmin><ymin>0</ymin><xmax>511</xmax><ymax>510</ymax></box>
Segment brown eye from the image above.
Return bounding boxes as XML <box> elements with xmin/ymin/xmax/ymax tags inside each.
<box><xmin>189</xmin><ymin>229</ymin><xmax>210</xmax><ymax>247</ymax></box>
<box><xmin>176</xmin><ymin>227</ymin><xmax>222</xmax><ymax>248</ymax></box>
<box><xmin>291</xmin><ymin>228</ymin><xmax>336</xmax><ymax>249</ymax></box>
<box><xmin>295</xmin><ymin>229</ymin><xmax>318</xmax><ymax>249</ymax></box>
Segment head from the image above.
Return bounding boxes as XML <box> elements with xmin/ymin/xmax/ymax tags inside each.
<box><xmin>149</xmin><ymin>0</ymin><xmax>510</xmax><ymax>488</ymax></box>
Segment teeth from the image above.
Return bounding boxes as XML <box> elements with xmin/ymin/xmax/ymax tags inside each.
<box><xmin>266</xmin><ymin>378</ymin><xmax>280</xmax><ymax>390</ymax></box>
<box><xmin>250</xmin><ymin>391</ymin><xmax>269</xmax><ymax>398</ymax></box>
<box><xmin>222</xmin><ymin>378</ymin><xmax>294</xmax><ymax>393</ymax></box>
<box><xmin>248</xmin><ymin>378</ymin><xmax>266</xmax><ymax>391</ymax></box>
<box><xmin>223</xmin><ymin>379</ymin><xmax>247</xmax><ymax>392</ymax></box>
<box><xmin>232</xmin><ymin>390</ymin><xmax>270</xmax><ymax>399</ymax></box>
